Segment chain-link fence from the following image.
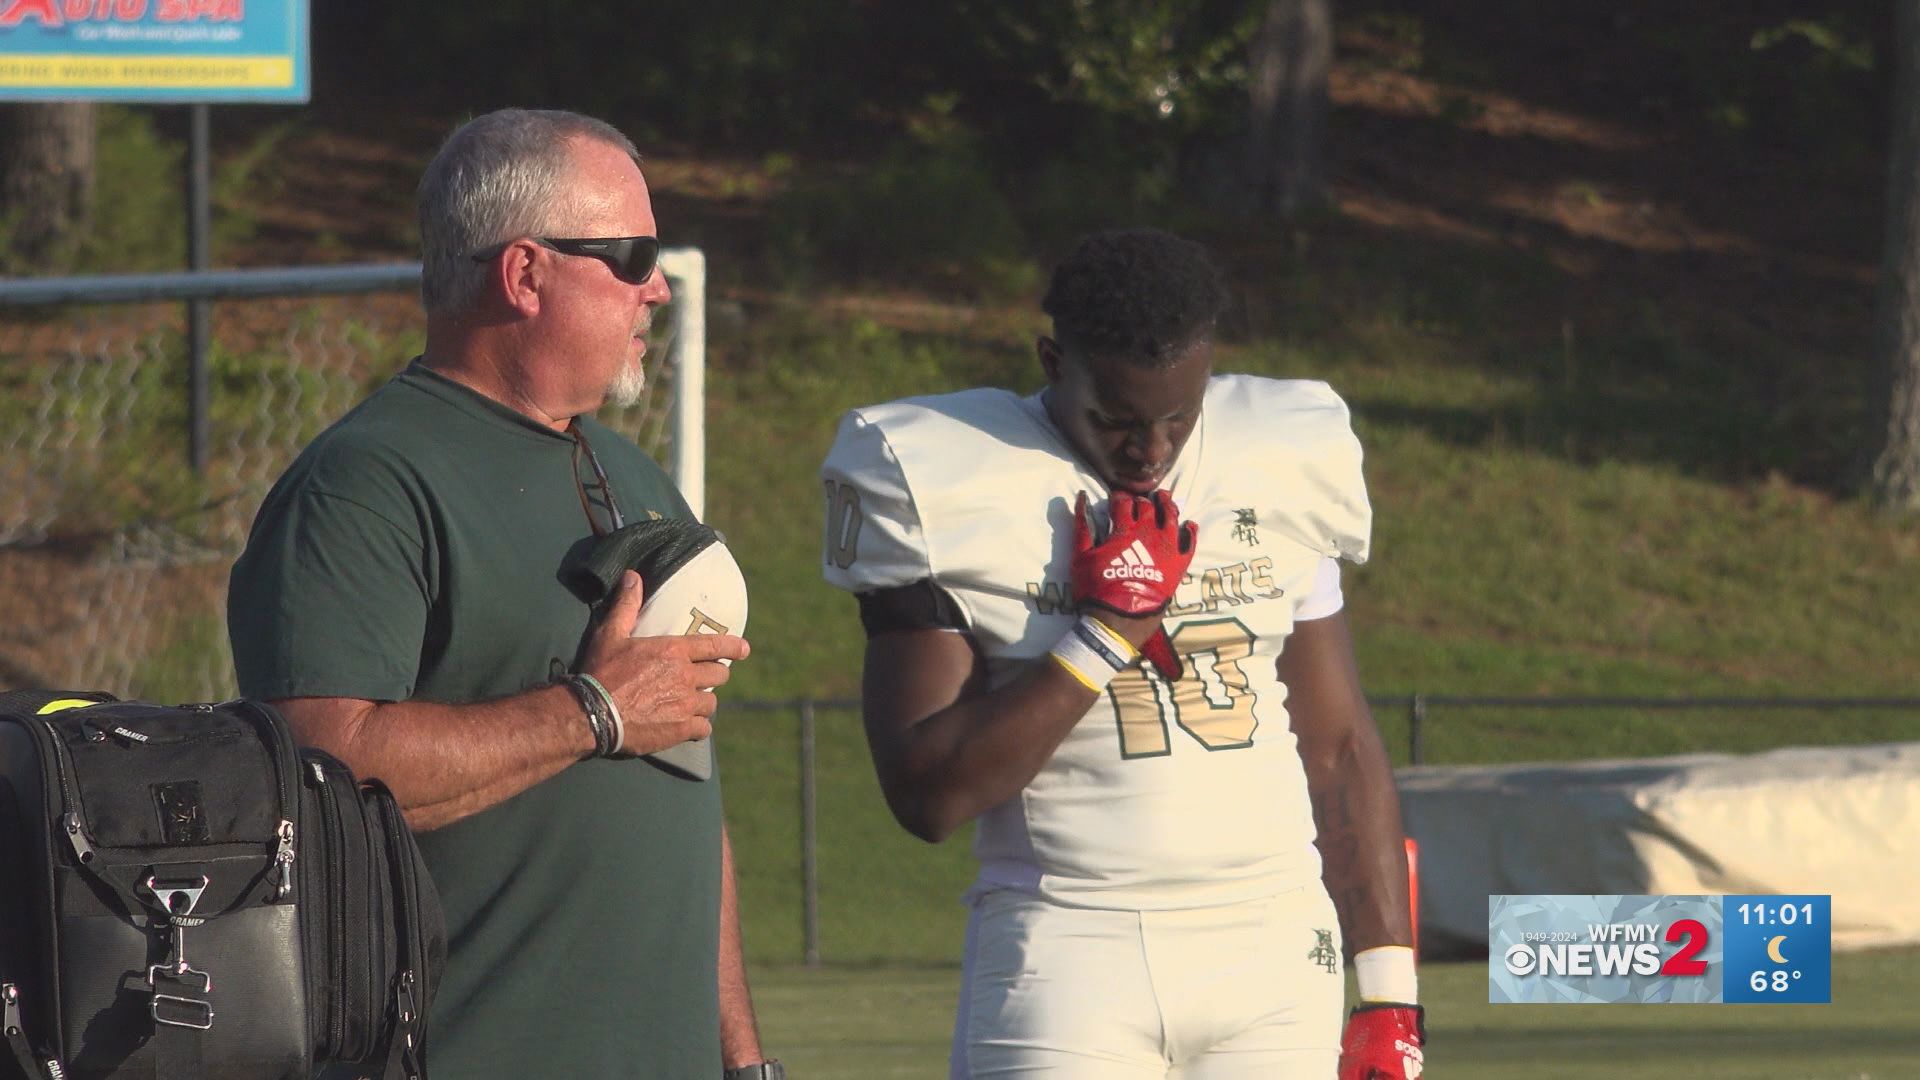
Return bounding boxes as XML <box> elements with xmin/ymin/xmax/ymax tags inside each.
<box><xmin>723</xmin><ymin>694</ymin><xmax>1920</xmax><ymax>967</ymax></box>
<box><xmin>0</xmin><ymin>258</ymin><xmax>702</xmax><ymax>701</ymax></box>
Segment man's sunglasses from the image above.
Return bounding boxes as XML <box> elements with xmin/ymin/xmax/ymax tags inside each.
<box><xmin>569</xmin><ymin>424</ymin><xmax>626</xmax><ymax>537</ymax></box>
<box><xmin>470</xmin><ymin>235</ymin><xmax>661</xmax><ymax>285</ymax></box>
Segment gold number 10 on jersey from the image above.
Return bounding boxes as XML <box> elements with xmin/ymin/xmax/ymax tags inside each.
<box><xmin>822</xmin><ymin>480</ymin><xmax>863</xmax><ymax>569</ymax></box>
<box><xmin>1107</xmin><ymin>618</ymin><xmax>1260</xmax><ymax>758</ymax></box>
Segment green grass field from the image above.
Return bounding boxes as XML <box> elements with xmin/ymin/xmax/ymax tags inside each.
<box><xmin>753</xmin><ymin>949</ymin><xmax>1920</xmax><ymax>1079</ymax></box>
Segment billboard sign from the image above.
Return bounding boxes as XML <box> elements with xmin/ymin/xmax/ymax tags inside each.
<box><xmin>0</xmin><ymin>0</ymin><xmax>308</xmax><ymax>103</ymax></box>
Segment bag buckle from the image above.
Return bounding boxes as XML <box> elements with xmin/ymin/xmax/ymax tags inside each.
<box><xmin>142</xmin><ymin>875</ymin><xmax>214</xmax><ymax>1005</ymax></box>
<box><xmin>149</xmin><ymin>994</ymin><xmax>213</xmax><ymax>1031</ymax></box>
<box><xmin>140</xmin><ymin>875</ymin><xmax>207</xmax><ymax>921</ymax></box>
<box><xmin>147</xmin><ymin>961</ymin><xmax>211</xmax><ymax>996</ymax></box>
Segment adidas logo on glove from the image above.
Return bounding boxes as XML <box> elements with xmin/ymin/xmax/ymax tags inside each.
<box><xmin>1101</xmin><ymin>540</ymin><xmax>1165</xmax><ymax>583</ymax></box>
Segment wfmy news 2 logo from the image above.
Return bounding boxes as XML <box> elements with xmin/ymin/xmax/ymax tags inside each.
<box><xmin>1489</xmin><ymin>894</ymin><xmax>1831</xmax><ymax>1005</ymax></box>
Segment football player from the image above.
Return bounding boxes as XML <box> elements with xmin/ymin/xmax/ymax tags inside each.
<box><xmin>820</xmin><ymin>228</ymin><xmax>1422</xmax><ymax>1079</ymax></box>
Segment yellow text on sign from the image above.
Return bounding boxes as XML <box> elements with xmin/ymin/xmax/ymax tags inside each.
<box><xmin>0</xmin><ymin>54</ymin><xmax>292</xmax><ymax>88</ymax></box>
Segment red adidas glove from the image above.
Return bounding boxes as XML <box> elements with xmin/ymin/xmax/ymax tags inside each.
<box><xmin>1071</xmin><ymin>491</ymin><xmax>1196</xmax><ymax>680</ymax></box>
<box><xmin>1071</xmin><ymin>490</ymin><xmax>1196</xmax><ymax>616</ymax></box>
<box><xmin>1338</xmin><ymin>1004</ymin><xmax>1425</xmax><ymax>1080</ymax></box>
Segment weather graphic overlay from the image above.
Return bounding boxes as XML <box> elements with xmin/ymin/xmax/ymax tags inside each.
<box><xmin>1722</xmin><ymin>894</ymin><xmax>1831</xmax><ymax>1004</ymax></box>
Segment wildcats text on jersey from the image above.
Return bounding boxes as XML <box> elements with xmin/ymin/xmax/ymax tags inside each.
<box><xmin>1027</xmin><ymin>557</ymin><xmax>1289</xmax><ymax>616</ymax></box>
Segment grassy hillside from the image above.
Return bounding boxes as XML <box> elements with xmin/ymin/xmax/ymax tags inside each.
<box><xmin>702</xmin><ymin>224</ymin><xmax>1920</xmax><ymax>714</ymax></box>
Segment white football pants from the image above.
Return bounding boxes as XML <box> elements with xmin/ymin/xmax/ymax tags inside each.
<box><xmin>951</xmin><ymin>884</ymin><xmax>1345</xmax><ymax>1079</ymax></box>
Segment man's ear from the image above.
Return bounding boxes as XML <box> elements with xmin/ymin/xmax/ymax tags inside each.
<box><xmin>495</xmin><ymin>239</ymin><xmax>543</xmax><ymax>318</ymax></box>
<box><xmin>1037</xmin><ymin>335</ymin><xmax>1064</xmax><ymax>383</ymax></box>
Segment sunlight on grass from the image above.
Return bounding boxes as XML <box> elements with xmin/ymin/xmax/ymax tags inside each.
<box><xmin>755</xmin><ymin>948</ymin><xmax>1920</xmax><ymax>1080</ymax></box>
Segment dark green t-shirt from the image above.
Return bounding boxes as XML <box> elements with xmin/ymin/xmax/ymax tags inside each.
<box><xmin>228</xmin><ymin>362</ymin><xmax>723</xmax><ymax>1079</ymax></box>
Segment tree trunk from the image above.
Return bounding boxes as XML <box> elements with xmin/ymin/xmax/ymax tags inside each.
<box><xmin>1244</xmin><ymin>0</ymin><xmax>1333</xmax><ymax>218</ymax></box>
<box><xmin>1866</xmin><ymin>3</ymin><xmax>1920</xmax><ymax>513</ymax></box>
<box><xmin>0</xmin><ymin>102</ymin><xmax>97</xmax><ymax>267</ymax></box>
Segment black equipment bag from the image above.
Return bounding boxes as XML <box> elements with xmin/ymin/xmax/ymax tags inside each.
<box><xmin>0</xmin><ymin>691</ymin><xmax>444</xmax><ymax>1080</ymax></box>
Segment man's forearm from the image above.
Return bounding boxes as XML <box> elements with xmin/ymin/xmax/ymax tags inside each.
<box><xmin>1281</xmin><ymin>613</ymin><xmax>1415</xmax><ymax>954</ymax></box>
<box><xmin>716</xmin><ymin>828</ymin><xmax>764</xmax><ymax>1068</ymax></box>
<box><xmin>275</xmin><ymin>684</ymin><xmax>593</xmax><ymax>831</ymax></box>
<box><xmin>869</xmin><ymin>657</ymin><xmax>1098</xmax><ymax>843</ymax></box>
<box><xmin>1307</xmin><ymin>731</ymin><xmax>1413</xmax><ymax>952</ymax></box>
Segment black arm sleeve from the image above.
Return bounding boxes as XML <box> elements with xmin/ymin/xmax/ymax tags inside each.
<box><xmin>856</xmin><ymin>579</ymin><xmax>969</xmax><ymax>637</ymax></box>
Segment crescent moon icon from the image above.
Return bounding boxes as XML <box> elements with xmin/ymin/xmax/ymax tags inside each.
<box><xmin>1766</xmin><ymin>935</ymin><xmax>1789</xmax><ymax>964</ymax></box>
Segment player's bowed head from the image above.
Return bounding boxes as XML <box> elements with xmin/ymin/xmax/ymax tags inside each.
<box><xmin>1035</xmin><ymin>227</ymin><xmax>1227</xmax><ymax>500</ymax></box>
<box><xmin>1038</xmin><ymin>228</ymin><xmax>1228</xmax><ymax>679</ymax></box>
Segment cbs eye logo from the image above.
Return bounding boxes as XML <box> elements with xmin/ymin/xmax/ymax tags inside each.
<box><xmin>1503</xmin><ymin>919</ymin><xmax>1712</xmax><ymax>978</ymax></box>
<box><xmin>1503</xmin><ymin>943</ymin><xmax>1539</xmax><ymax>975</ymax></box>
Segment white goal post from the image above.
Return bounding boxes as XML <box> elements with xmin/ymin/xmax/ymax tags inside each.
<box><xmin>659</xmin><ymin>246</ymin><xmax>706</xmax><ymax>520</ymax></box>
<box><xmin>594</xmin><ymin>245</ymin><xmax>706</xmax><ymax>520</ymax></box>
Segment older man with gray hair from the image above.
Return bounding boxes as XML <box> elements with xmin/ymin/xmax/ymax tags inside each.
<box><xmin>228</xmin><ymin>108</ymin><xmax>781</xmax><ymax>1080</ymax></box>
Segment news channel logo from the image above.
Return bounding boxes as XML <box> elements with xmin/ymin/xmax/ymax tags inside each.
<box><xmin>1489</xmin><ymin>895</ymin><xmax>1830</xmax><ymax>1005</ymax></box>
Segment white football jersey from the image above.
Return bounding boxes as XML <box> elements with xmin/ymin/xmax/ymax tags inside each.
<box><xmin>820</xmin><ymin>374</ymin><xmax>1372</xmax><ymax>910</ymax></box>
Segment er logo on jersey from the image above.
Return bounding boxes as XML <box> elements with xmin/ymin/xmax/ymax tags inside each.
<box><xmin>1309</xmin><ymin>929</ymin><xmax>1339</xmax><ymax>973</ymax></box>
<box><xmin>1102</xmin><ymin>540</ymin><xmax>1164</xmax><ymax>583</ymax></box>
<box><xmin>1232</xmin><ymin>508</ymin><xmax>1258</xmax><ymax>545</ymax></box>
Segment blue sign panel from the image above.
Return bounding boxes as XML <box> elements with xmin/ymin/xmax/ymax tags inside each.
<box><xmin>0</xmin><ymin>0</ymin><xmax>308</xmax><ymax>103</ymax></box>
<box><xmin>1722</xmin><ymin>894</ymin><xmax>1832</xmax><ymax>1004</ymax></box>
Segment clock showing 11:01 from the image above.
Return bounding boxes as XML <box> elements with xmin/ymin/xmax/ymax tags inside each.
<box><xmin>1722</xmin><ymin>895</ymin><xmax>1831</xmax><ymax>1004</ymax></box>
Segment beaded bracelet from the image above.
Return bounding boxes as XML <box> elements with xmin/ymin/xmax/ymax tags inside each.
<box><xmin>574</xmin><ymin>672</ymin><xmax>625</xmax><ymax>756</ymax></box>
<box><xmin>557</xmin><ymin>674</ymin><xmax>614</xmax><ymax>758</ymax></box>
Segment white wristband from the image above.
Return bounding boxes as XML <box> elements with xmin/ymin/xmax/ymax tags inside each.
<box><xmin>1047</xmin><ymin>615</ymin><xmax>1139</xmax><ymax>691</ymax></box>
<box><xmin>1354</xmin><ymin>945</ymin><xmax>1418</xmax><ymax>1004</ymax></box>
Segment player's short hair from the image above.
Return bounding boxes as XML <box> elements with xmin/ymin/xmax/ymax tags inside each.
<box><xmin>1042</xmin><ymin>228</ymin><xmax>1229</xmax><ymax>368</ymax></box>
<box><xmin>417</xmin><ymin>108</ymin><xmax>640</xmax><ymax>316</ymax></box>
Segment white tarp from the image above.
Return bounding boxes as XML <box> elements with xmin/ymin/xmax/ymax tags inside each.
<box><xmin>1396</xmin><ymin>742</ymin><xmax>1920</xmax><ymax>955</ymax></box>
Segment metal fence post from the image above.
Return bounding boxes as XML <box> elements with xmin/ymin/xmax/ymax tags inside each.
<box><xmin>798</xmin><ymin>699</ymin><xmax>821</xmax><ymax>968</ymax></box>
<box><xmin>1410</xmin><ymin>694</ymin><xmax>1427</xmax><ymax>766</ymax></box>
<box><xmin>186</xmin><ymin>104</ymin><xmax>212</xmax><ymax>474</ymax></box>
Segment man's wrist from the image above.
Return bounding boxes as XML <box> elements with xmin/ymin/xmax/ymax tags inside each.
<box><xmin>1085</xmin><ymin>609</ymin><xmax>1162</xmax><ymax>652</ymax></box>
<box><xmin>573</xmin><ymin>671</ymin><xmax>625</xmax><ymax>754</ymax></box>
<box><xmin>1354</xmin><ymin>945</ymin><xmax>1418</xmax><ymax>1005</ymax></box>
<box><xmin>554</xmin><ymin>673</ymin><xmax>615</xmax><ymax>758</ymax></box>
<box><xmin>722</xmin><ymin>1061</ymin><xmax>784</xmax><ymax>1080</ymax></box>
<box><xmin>1048</xmin><ymin>614</ymin><xmax>1139</xmax><ymax>691</ymax></box>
